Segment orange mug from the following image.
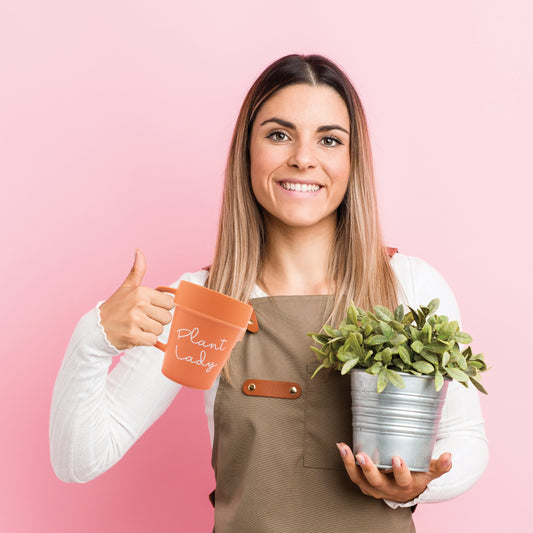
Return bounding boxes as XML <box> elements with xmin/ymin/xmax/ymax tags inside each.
<box><xmin>155</xmin><ymin>280</ymin><xmax>253</xmax><ymax>389</ymax></box>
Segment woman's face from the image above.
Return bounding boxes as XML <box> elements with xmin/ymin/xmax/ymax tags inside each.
<box><xmin>249</xmin><ymin>83</ymin><xmax>351</xmax><ymax>232</ymax></box>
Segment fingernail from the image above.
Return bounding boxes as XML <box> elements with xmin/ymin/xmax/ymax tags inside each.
<box><xmin>392</xmin><ymin>457</ymin><xmax>402</xmax><ymax>469</ymax></box>
<box><xmin>356</xmin><ymin>453</ymin><xmax>366</xmax><ymax>466</ymax></box>
<box><xmin>336</xmin><ymin>443</ymin><xmax>347</xmax><ymax>457</ymax></box>
<box><xmin>443</xmin><ymin>454</ymin><xmax>452</xmax><ymax>468</ymax></box>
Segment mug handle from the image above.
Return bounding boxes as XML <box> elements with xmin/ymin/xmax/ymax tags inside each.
<box><xmin>153</xmin><ymin>286</ymin><xmax>178</xmax><ymax>351</ymax></box>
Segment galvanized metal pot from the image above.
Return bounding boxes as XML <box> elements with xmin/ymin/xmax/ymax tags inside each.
<box><xmin>351</xmin><ymin>369</ymin><xmax>450</xmax><ymax>472</ymax></box>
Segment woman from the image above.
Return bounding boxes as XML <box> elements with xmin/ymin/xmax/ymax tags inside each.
<box><xmin>50</xmin><ymin>55</ymin><xmax>488</xmax><ymax>532</ymax></box>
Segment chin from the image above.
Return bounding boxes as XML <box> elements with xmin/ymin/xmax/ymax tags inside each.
<box><xmin>279</xmin><ymin>214</ymin><xmax>336</xmax><ymax>230</ymax></box>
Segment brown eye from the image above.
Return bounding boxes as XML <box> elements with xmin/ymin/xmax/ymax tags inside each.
<box><xmin>267</xmin><ymin>130</ymin><xmax>289</xmax><ymax>142</ymax></box>
<box><xmin>321</xmin><ymin>136</ymin><xmax>342</xmax><ymax>147</ymax></box>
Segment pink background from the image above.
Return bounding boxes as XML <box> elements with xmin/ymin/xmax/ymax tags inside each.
<box><xmin>1</xmin><ymin>1</ymin><xmax>531</xmax><ymax>531</ymax></box>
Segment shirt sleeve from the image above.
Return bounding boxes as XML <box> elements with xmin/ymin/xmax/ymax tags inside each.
<box><xmin>384</xmin><ymin>256</ymin><xmax>489</xmax><ymax>508</ymax></box>
<box><xmin>49</xmin><ymin>270</ymin><xmax>207</xmax><ymax>483</ymax></box>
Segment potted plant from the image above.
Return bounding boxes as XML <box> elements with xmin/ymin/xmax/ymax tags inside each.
<box><xmin>309</xmin><ymin>299</ymin><xmax>488</xmax><ymax>471</ymax></box>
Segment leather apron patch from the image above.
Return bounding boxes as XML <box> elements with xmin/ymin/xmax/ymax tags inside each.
<box><xmin>242</xmin><ymin>379</ymin><xmax>302</xmax><ymax>399</ymax></box>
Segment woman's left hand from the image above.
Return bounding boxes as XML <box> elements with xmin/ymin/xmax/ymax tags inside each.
<box><xmin>336</xmin><ymin>443</ymin><xmax>452</xmax><ymax>503</ymax></box>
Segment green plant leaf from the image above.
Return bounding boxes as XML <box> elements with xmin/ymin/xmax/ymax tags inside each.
<box><xmin>449</xmin><ymin>343</ymin><xmax>461</xmax><ymax>355</ymax></box>
<box><xmin>412</xmin><ymin>361</ymin><xmax>434</xmax><ymax>374</ymax></box>
<box><xmin>366</xmin><ymin>311</ymin><xmax>380</xmax><ymax>322</ymax></box>
<box><xmin>465</xmin><ymin>365</ymin><xmax>479</xmax><ymax>377</ymax></box>
<box><xmin>347</xmin><ymin>303</ymin><xmax>358</xmax><ymax>325</ymax></box>
<box><xmin>434</xmin><ymin>371</ymin><xmax>444</xmax><ymax>391</ymax></box>
<box><xmin>341</xmin><ymin>358</ymin><xmax>360</xmax><ymax>375</ymax></box>
<box><xmin>427</xmin><ymin>298</ymin><xmax>440</xmax><ymax>315</ymax></box>
<box><xmin>386</xmin><ymin>369</ymin><xmax>405</xmax><ymax>389</ymax></box>
<box><xmin>336</xmin><ymin>350</ymin><xmax>353</xmax><ymax>363</ymax></box>
<box><xmin>390</xmin><ymin>320</ymin><xmax>404</xmax><ymax>332</ymax></box>
<box><xmin>454</xmin><ymin>331</ymin><xmax>473</xmax><ymax>344</ymax></box>
<box><xmin>310</xmin><ymin>362</ymin><xmax>327</xmax><ymax>379</ymax></box>
<box><xmin>460</xmin><ymin>345</ymin><xmax>472</xmax><ymax>358</ymax></box>
<box><xmin>394</xmin><ymin>304</ymin><xmax>405</xmax><ymax>322</ymax></box>
<box><xmin>380</xmin><ymin>321</ymin><xmax>393</xmax><ymax>339</ymax></box>
<box><xmin>349</xmin><ymin>333</ymin><xmax>365</xmax><ymax>358</ymax></box>
<box><xmin>390</xmin><ymin>333</ymin><xmax>407</xmax><ymax>346</ymax></box>
<box><xmin>398</xmin><ymin>345</ymin><xmax>412</xmax><ymax>365</ymax></box>
<box><xmin>441</xmin><ymin>351</ymin><xmax>450</xmax><ymax>368</ymax></box>
<box><xmin>407</xmin><ymin>326</ymin><xmax>419</xmax><ymax>341</ymax></box>
<box><xmin>340</xmin><ymin>325</ymin><xmax>359</xmax><ymax>336</ymax></box>
<box><xmin>411</xmin><ymin>340</ymin><xmax>424</xmax><ymax>354</ymax></box>
<box><xmin>456</xmin><ymin>354</ymin><xmax>468</xmax><ymax>370</ymax></box>
<box><xmin>374</xmin><ymin>305</ymin><xmax>394</xmax><ymax>322</ymax></box>
<box><xmin>368</xmin><ymin>362</ymin><xmax>383</xmax><ymax>374</ymax></box>
<box><xmin>309</xmin><ymin>333</ymin><xmax>329</xmax><ymax>345</ymax></box>
<box><xmin>470</xmin><ymin>377</ymin><xmax>488</xmax><ymax>394</ymax></box>
<box><xmin>366</xmin><ymin>335</ymin><xmax>389</xmax><ymax>346</ymax></box>
<box><xmin>377</xmin><ymin>369</ymin><xmax>389</xmax><ymax>393</ymax></box>
<box><xmin>392</xmin><ymin>357</ymin><xmax>405</xmax><ymax>370</ymax></box>
<box><xmin>310</xmin><ymin>346</ymin><xmax>327</xmax><ymax>358</ymax></box>
<box><xmin>438</xmin><ymin>320</ymin><xmax>459</xmax><ymax>341</ymax></box>
<box><xmin>408</xmin><ymin>306</ymin><xmax>421</xmax><ymax>326</ymax></box>
<box><xmin>421</xmin><ymin>322</ymin><xmax>432</xmax><ymax>344</ymax></box>
<box><xmin>425</xmin><ymin>340</ymin><xmax>451</xmax><ymax>354</ymax></box>
<box><xmin>403</xmin><ymin>311</ymin><xmax>414</xmax><ymax>325</ymax></box>
<box><xmin>445</xmin><ymin>367</ymin><xmax>469</xmax><ymax>383</ymax></box>
<box><xmin>380</xmin><ymin>348</ymin><xmax>393</xmax><ymax>365</ymax></box>
<box><xmin>322</xmin><ymin>325</ymin><xmax>336</xmax><ymax>337</ymax></box>
<box><xmin>420</xmin><ymin>350</ymin><xmax>439</xmax><ymax>366</ymax></box>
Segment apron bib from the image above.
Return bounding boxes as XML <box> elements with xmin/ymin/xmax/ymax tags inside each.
<box><xmin>211</xmin><ymin>295</ymin><xmax>415</xmax><ymax>533</ymax></box>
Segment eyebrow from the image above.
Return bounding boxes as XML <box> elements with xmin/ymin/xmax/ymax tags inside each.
<box><xmin>259</xmin><ymin>117</ymin><xmax>349</xmax><ymax>136</ymax></box>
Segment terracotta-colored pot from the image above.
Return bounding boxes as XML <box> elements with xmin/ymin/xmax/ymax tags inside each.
<box><xmin>155</xmin><ymin>281</ymin><xmax>253</xmax><ymax>390</ymax></box>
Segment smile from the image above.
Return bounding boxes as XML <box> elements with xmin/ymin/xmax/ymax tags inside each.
<box><xmin>279</xmin><ymin>182</ymin><xmax>321</xmax><ymax>193</ymax></box>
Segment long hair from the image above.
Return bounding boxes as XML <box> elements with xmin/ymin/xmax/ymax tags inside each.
<box><xmin>207</xmin><ymin>54</ymin><xmax>398</xmax><ymax>323</ymax></box>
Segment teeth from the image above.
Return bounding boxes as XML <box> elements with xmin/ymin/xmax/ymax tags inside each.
<box><xmin>281</xmin><ymin>182</ymin><xmax>320</xmax><ymax>192</ymax></box>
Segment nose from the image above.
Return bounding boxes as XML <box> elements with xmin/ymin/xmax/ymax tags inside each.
<box><xmin>287</xmin><ymin>140</ymin><xmax>316</xmax><ymax>169</ymax></box>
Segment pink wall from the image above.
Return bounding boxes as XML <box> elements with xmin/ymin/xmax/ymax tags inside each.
<box><xmin>2</xmin><ymin>1</ymin><xmax>531</xmax><ymax>531</ymax></box>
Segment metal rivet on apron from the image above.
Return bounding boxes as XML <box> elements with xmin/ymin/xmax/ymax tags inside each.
<box><xmin>248</xmin><ymin>383</ymin><xmax>256</xmax><ymax>391</ymax></box>
<box><xmin>289</xmin><ymin>386</ymin><xmax>298</xmax><ymax>394</ymax></box>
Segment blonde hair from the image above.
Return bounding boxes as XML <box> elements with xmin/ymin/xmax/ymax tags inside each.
<box><xmin>207</xmin><ymin>54</ymin><xmax>398</xmax><ymax>324</ymax></box>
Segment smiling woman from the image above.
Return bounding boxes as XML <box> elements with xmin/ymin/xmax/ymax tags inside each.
<box><xmin>50</xmin><ymin>54</ymin><xmax>488</xmax><ymax>533</ymax></box>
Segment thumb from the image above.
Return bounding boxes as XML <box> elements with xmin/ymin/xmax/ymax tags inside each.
<box><xmin>431</xmin><ymin>453</ymin><xmax>452</xmax><ymax>478</ymax></box>
<box><xmin>122</xmin><ymin>249</ymin><xmax>147</xmax><ymax>288</ymax></box>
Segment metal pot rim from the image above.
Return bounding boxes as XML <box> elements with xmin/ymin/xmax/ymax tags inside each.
<box><xmin>350</xmin><ymin>368</ymin><xmax>452</xmax><ymax>381</ymax></box>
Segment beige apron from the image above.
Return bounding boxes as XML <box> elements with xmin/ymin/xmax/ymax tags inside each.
<box><xmin>211</xmin><ymin>295</ymin><xmax>415</xmax><ymax>533</ymax></box>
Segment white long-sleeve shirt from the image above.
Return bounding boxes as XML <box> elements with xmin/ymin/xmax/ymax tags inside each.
<box><xmin>49</xmin><ymin>253</ymin><xmax>488</xmax><ymax>508</ymax></box>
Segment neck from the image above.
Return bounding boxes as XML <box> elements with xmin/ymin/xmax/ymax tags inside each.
<box><xmin>259</xmin><ymin>217</ymin><xmax>336</xmax><ymax>296</ymax></box>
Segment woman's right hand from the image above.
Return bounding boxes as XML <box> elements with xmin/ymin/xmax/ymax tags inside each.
<box><xmin>99</xmin><ymin>250</ymin><xmax>175</xmax><ymax>351</ymax></box>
